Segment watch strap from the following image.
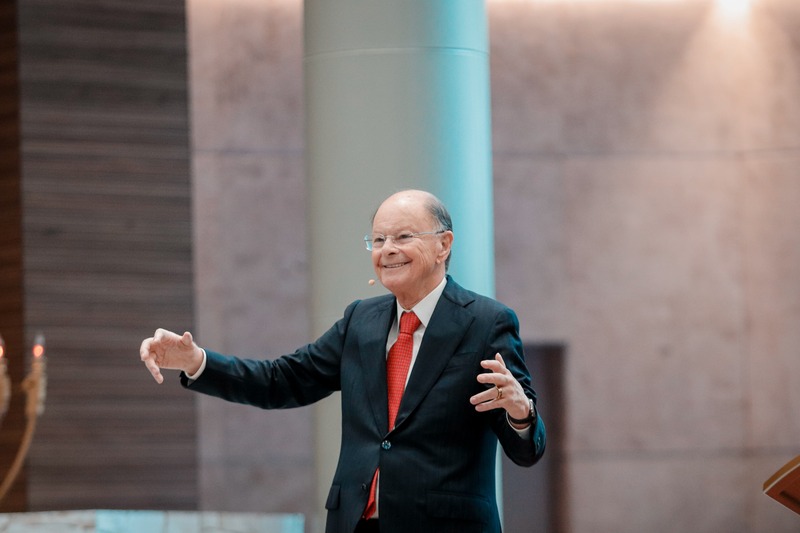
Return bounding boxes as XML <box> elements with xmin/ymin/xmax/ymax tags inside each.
<box><xmin>508</xmin><ymin>398</ymin><xmax>536</xmax><ymax>425</ymax></box>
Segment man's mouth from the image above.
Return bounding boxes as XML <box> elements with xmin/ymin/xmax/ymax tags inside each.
<box><xmin>383</xmin><ymin>262</ymin><xmax>409</xmax><ymax>269</ymax></box>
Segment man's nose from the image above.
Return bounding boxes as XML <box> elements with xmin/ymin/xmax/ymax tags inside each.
<box><xmin>382</xmin><ymin>237</ymin><xmax>400</xmax><ymax>251</ymax></box>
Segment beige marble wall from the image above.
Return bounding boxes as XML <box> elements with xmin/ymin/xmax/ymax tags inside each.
<box><xmin>491</xmin><ymin>0</ymin><xmax>800</xmax><ymax>532</ymax></box>
<box><xmin>188</xmin><ymin>0</ymin><xmax>800</xmax><ymax>531</ymax></box>
<box><xmin>187</xmin><ymin>0</ymin><xmax>312</xmax><ymax>520</ymax></box>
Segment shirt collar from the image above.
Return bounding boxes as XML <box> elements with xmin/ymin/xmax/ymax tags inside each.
<box><xmin>395</xmin><ymin>276</ymin><xmax>447</xmax><ymax>328</ymax></box>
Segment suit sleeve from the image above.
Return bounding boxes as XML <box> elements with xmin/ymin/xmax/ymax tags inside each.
<box><xmin>179</xmin><ymin>300</ymin><xmax>360</xmax><ymax>409</ymax></box>
<box><xmin>487</xmin><ymin>306</ymin><xmax>547</xmax><ymax>467</ymax></box>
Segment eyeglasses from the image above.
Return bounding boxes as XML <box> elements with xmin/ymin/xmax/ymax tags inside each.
<box><xmin>364</xmin><ymin>230</ymin><xmax>445</xmax><ymax>251</ymax></box>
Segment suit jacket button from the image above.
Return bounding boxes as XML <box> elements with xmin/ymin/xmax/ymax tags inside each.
<box><xmin>382</xmin><ymin>440</ymin><xmax>391</xmax><ymax>450</ymax></box>
<box><xmin>361</xmin><ymin>483</ymin><xmax>367</xmax><ymax>491</ymax></box>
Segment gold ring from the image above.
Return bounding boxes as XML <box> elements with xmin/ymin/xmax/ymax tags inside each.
<box><xmin>495</xmin><ymin>386</ymin><xmax>503</xmax><ymax>401</ymax></box>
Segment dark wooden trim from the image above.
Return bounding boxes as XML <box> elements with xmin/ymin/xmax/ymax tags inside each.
<box><xmin>0</xmin><ymin>0</ymin><xmax>28</xmax><ymax>512</ymax></box>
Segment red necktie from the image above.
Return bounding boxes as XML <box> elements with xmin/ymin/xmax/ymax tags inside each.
<box><xmin>363</xmin><ymin>311</ymin><xmax>422</xmax><ymax>519</ymax></box>
<box><xmin>386</xmin><ymin>311</ymin><xmax>421</xmax><ymax>429</ymax></box>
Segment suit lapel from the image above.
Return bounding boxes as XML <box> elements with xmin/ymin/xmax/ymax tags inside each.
<box><xmin>392</xmin><ymin>278</ymin><xmax>475</xmax><ymax>431</ymax></box>
<box><xmin>358</xmin><ymin>297</ymin><xmax>395</xmax><ymax>433</ymax></box>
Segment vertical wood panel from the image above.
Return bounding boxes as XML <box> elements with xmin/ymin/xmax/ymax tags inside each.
<box><xmin>16</xmin><ymin>0</ymin><xmax>196</xmax><ymax>510</ymax></box>
<box><xmin>0</xmin><ymin>0</ymin><xmax>29</xmax><ymax>512</ymax></box>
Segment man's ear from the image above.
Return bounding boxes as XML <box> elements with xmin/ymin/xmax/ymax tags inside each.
<box><xmin>438</xmin><ymin>230</ymin><xmax>453</xmax><ymax>262</ymax></box>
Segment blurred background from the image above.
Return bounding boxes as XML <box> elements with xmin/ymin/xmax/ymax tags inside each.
<box><xmin>1</xmin><ymin>0</ymin><xmax>799</xmax><ymax>532</ymax></box>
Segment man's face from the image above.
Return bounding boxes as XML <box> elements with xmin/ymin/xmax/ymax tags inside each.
<box><xmin>370</xmin><ymin>192</ymin><xmax>451</xmax><ymax>306</ymax></box>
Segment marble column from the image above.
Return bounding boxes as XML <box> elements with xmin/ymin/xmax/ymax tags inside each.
<box><xmin>303</xmin><ymin>0</ymin><xmax>495</xmax><ymax>528</ymax></box>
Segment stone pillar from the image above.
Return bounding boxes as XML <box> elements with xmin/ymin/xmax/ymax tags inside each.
<box><xmin>303</xmin><ymin>0</ymin><xmax>495</xmax><ymax>528</ymax></box>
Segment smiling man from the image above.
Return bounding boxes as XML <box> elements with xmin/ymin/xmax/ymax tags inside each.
<box><xmin>139</xmin><ymin>189</ymin><xmax>546</xmax><ymax>533</ymax></box>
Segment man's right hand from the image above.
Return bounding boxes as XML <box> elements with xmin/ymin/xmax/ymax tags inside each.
<box><xmin>139</xmin><ymin>328</ymin><xmax>203</xmax><ymax>384</ymax></box>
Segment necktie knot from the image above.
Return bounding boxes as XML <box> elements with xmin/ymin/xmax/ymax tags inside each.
<box><xmin>399</xmin><ymin>311</ymin><xmax>421</xmax><ymax>336</ymax></box>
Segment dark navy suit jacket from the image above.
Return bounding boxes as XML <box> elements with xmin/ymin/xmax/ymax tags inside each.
<box><xmin>183</xmin><ymin>276</ymin><xmax>546</xmax><ymax>533</ymax></box>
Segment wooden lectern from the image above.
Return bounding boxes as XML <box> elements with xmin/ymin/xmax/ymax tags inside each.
<box><xmin>764</xmin><ymin>454</ymin><xmax>800</xmax><ymax>515</ymax></box>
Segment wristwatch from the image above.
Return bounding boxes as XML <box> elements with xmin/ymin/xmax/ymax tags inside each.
<box><xmin>508</xmin><ymin>398</ymin><xmax>536</xmax><ymax>425</ymax></box>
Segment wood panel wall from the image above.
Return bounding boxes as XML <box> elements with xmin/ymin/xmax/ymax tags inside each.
<box><xmin>0</xmin><ymin>0</ymin><xmax>29</xmax><ymax>512</ymax></box>
<box><xmin>13</xmin><ymin>0</ymin><xmax>196</xmax><ymax>510</ymax></box>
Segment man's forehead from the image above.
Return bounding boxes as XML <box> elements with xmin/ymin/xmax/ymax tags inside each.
<box><xmin>373</xmin><ymin>201</ymin><xmax>432</xmax><ymax>228</ymax></box>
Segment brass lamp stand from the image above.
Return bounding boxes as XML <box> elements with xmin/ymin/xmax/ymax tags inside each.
<box><xmin>0</xmin><ymin>333</ymin><xmax>47</xmax><ymax>502</ymax></box>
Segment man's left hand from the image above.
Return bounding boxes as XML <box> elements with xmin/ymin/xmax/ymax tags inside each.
<box><xmin>470</xmin><ymin>353</ymin><xmax>530</xmax><ymax>424</ymax></box>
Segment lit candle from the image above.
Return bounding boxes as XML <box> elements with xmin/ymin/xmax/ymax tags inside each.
<box><xmin>32</xmin><ymin>332</ymin><xmax>46</xmax><ymax>360</ymax></box>
<box><xmin>26</xmin><ymin>332</ymin><xmax>47</xmax><ymax>418</ymax></box>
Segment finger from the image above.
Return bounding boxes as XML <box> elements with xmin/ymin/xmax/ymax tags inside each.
<box><xmin>139</xmin><ymin>338</ymin><xmax>153</xmax><ymax>361</ymax></box>
<box><xmin>480</xmin><ymin>359</ymin><xmax>499</xmax><ymax>371</ymax></box>
<box><xmin>180</xmin><ymin>331</ymin><xmax>193</xmax><ymax>347</ymax></box>
<box><xmin>143</xmin><ymin>356</ymin><xmax>164</xmax><ymax>384</ymax></box>
<box><xmin>470</xmin><ymin>383</ymin><xmax>504</xmax><ymax>405</ymax></box>
<box><xmin>471</xmin><ymin>388</ymin><xmax>504</xmax><ymax>412</ymax></box>
<box><xmin>480</xmin><ymin>354</ymin><xmax>509</xmax><ymax>374</ymax></box>
<box><xmin>473</xmin><ymin>400</ymin><xmax>499</xmax><ymax>413</ymax></box>
<box><xmin>470</xmin><ymin>392</ymin><xmax>495</xmax><ymax>407</ymax></box>
<box><xmin>153</xmin><ymin>328</ymin><xmax>178</xmax><ymax>346</ymax></box>
<box><xmin>476</xmin><ymin>371</ymin><xmax>500</xmax><ymax>386</ymax></box>
<box><xmin>469</xmin><ymin>389</ymin><xmax>491</xmax><ymax>405</ymax></box>
<box><xmin>140</xmin><ymin>336</ymin><xmax>165</xmax><ymax>384</ymax></box>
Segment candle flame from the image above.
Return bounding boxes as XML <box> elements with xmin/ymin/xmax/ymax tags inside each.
<box><xmin>32</xmin><ymin>332</ymin><xmax>46</xmax><ymax>358</ymax></box>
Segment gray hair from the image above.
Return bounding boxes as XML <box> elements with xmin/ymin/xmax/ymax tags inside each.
<box><xmin>424</xmin><ymin>194</ymin><xmax>453</xmax><ymax>270</ymax></box>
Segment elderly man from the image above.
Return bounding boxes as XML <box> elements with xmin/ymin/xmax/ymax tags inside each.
<box><xmin>140</xmin><ymin>189</ymin><xmax>546</xmax><ymax>533</ymax></box>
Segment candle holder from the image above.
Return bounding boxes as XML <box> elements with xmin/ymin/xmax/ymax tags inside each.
<box><xmin>0</xmin><ymin>332</ymin><xmax>48</xmax><ymax>502</ymax></box>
